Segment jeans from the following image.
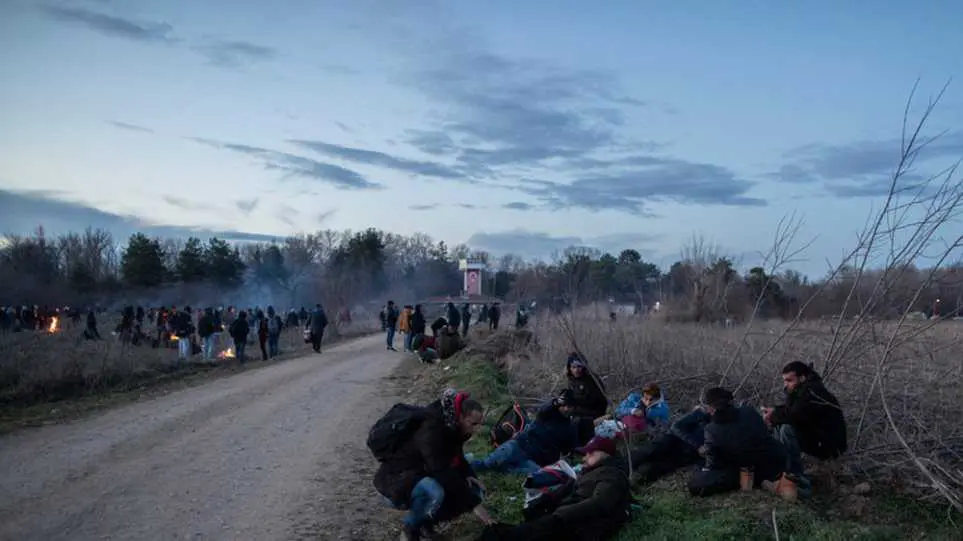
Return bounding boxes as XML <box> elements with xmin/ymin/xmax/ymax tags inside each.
<box><xmin>178</xmin><ymin>337</ymin><xmax>191</xmax><ymax>360</ymax></box>
<box><xmin>774</xmin><ymin>424</ymin><xmax>805</xmax><ymax>476</ymax></box>
<box><xmin>470</xmin><ymin>439</ymin><xmax>541</xmax><ymax>475</ymax></box>
<box><xmin>268</xmin><ymin>332</ymin><xmax>280</xmax><ymax>357</ymax></box>
<box><xmin>386</xmin><ymin>327</ymin><xmax>396</xmax><ymax>348</ymax></box>
<box><xmin>403</xmin><ymin>331</ymin><xmax>413</xmax><ymax>351</ymax></box>
<box><xmin>202</xmin><ymin>335</ymin><xmax>216</xmax><ymax>361</ymax></box>
<box><xmin>401</xmin><ymin>477</ymin><xmax>446</xmax><ymax>529</ymax></box>
<box><xmin>234</xmin><ymin>340</ymin><xmax>246</xmax><ymax>362</ymax></box>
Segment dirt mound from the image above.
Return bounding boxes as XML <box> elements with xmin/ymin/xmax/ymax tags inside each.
<box><xmin>462</xmin><ymin>328</ymin><xmax>534</xmax><ymax>363</ymax></box>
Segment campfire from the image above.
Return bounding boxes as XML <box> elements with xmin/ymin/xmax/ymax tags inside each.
<box><xmin>169</xmin><ymin>334</ymin><xmax>180</xmax><ymax>341</ymax></box>
<box><xmin>218</xmin><ymin>347</ymin><xmax>236</xmax><ymax>359</ymax></box>
<box><xmin>48</xmin><ymin>317</ymin><xmax>58</xmax><ymax>333</ymax></box>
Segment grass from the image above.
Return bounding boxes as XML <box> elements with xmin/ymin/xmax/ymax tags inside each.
<box><xmin>403</xmin><ymin>342</ymin><xmax>962</xmax><ymax>541</ymax></box>
<box><xmin>0</xmin><ymin>317</ymin><xmax>381</xmax><ymax>433</ymax></box>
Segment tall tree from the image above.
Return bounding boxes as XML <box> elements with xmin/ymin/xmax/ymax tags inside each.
<box><xmin>205</xmin><ymin>237</ymin><xmax>245</xmax><ymax>287</ymax></box>
<box><xmin>121</xmin><ymin>233</ymin><xmax>166</xmax><ymax>288</ymax></box>
<box><xmin>176</xmin><ymin>236</ymin><xmax>207</xmax><ymax>282</ymax></box>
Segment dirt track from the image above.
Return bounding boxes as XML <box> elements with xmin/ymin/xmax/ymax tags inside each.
<box><xmin>0</xmin><ymin>334</ymin><xmax>405</xmax><ymax>541</ymax></box>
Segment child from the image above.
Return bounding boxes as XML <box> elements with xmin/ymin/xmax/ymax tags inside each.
<box><xmin>615</xmin><ymin>383</ymin><xmax>671</xmax><ymax>433</ymax></box>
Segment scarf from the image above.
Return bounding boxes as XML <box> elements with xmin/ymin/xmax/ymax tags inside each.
<box><xmin>441</xmin><ymin>387</ymin><xmax>470</xmax><ymax>429</ymax></box>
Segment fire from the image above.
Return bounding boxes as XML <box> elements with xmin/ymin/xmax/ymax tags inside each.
<box><xmin>218</xmin><ymin>347</ymin><xmax>236</xmax><ymax>359</ymax></box>
<box><xmin>169</xmin><ymin>334</ymin><xmax>180</xmax><ymax>341</ymax></box>
<box><xmin>48</xmin><ymin>317</ymin><xmax>58</xmax><ymax>333</ymax></box>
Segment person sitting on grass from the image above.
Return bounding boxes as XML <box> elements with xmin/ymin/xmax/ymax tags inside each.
<box><xmin>374</xmin><ymin>389</ymin><xmax>495</xmax><ymax>541</ymax></box>
<box><xmin>629</xmin><ymin>402</ymin><xmax>710</xmax><ymax>484</ymax></box>
<box><xmin>480</xmin><ymin>433</ymin><xmax>633</xmax><ymax>541</ymax></box>
<box><xmin>471</xmin><ymin>390</ymin><xmax>579</xmax><ymax>475</ymax></box>
<box><xmin>615</xmin><ymin>382</ymin><xmax>671</xmax><ymax>433</ymax></box>
<box><xmin>566</xmin><ymin>353</ymin><xmax>609</xmax><ymax>445</ymax></box>
<box><xmin>762</xmin><ymin>361</ymin><xmax>848</xmax><ymax>477</ymax></box>
<box><xmin>687</xmin><ymin>387</ymin><xmax>790</xmax><ymax>497</ymax></box>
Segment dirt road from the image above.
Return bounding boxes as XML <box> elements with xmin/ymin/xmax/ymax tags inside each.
<box><xmin>0</xmin><ymin>333</ymin><xmax>407</xmax><ymax>541</ymax></box>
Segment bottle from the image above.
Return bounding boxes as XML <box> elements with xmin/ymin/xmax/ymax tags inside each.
<box><xmin>740</xmin><ymin>467</ymin><xmax>754</xmax><ymax>491</ymax></box>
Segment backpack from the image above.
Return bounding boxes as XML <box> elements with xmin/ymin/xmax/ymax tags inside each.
<box><xmin>367</xmin><ymin>403</ymin><xmax>427</xmax><ymax>462</ymax></box>
<box><xmin>490</xmin><ymin>402</ymin><xmax>529</xmax><ymax>448</ymax></box>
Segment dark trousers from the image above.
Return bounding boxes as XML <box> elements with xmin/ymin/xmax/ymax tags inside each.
<box><xmin>258</xmin><ymin>335</ymin><xmax>268</xmax><ymax>360</ymax></box>
<box><xmin>490</xmin><ymin>318</ymin><xmax>499</xmax><ymax>331</ymax></box>
<box><xmin>234</xmin><ymin>340</ymin><xmax>247</xmax><ymax>362</ymax></box>
<box><xmin>629</xmin><ymin>434</ymin><xmax>700</xmax><ymax>484</ymax></box>
<box><xmin>311</xmin><ymin>330</ymin><xmax>324</xmax><ymax>352</ymax></box>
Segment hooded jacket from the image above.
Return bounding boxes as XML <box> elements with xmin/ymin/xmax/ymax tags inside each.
<box><xmin>373</xmin><ymin>400</ymin><xmax>480</xmax><ymax>514</ymax></box>
<box><xmin>398</xmin><ymin>307</ymin><xmax>412</xmax><ymax>332</ymax></box>
<box><xmin>704</xmin><ymin>405</ymin><xmax>786</xmax><ymax>483</ymax></box>
<box><xmin>515</xmin><ymin>402</ymin><xmax>579</xmax><ymax>467</ymax></box>
<box><xmin>566</xmin><ymin>356</ymin><xmax>608</xmax><ymax>419</ymax></box>
<box><xmin>770</xmin><ymin>372</ymin><xmax>847</xmax><ymax>459</ymax></box>
<box><xmin>553</xmin><ymin>454</ymin><xmax>632</xmax><ymax>528</ymax></box>
<box><xmin>615</xmin><ymin>391</ymin><xmax>671</xmax><ymax>427</ymax></box>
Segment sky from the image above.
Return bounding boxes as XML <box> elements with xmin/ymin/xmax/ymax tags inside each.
<box><xmin>1</xmin><ymin>0</ymin><xmax>961</xmax><ymax>277</ymax></box>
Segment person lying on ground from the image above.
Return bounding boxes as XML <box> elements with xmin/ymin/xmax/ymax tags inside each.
<box><xmin>481</xmin><ymin>433</ymin><xmax>633</xmax><ymax>541</ymax></box>
<box><xmin>688</xmin><ymin>387</ymin><xmax>789</xmax><ymax>497</ymax></box>
<box><xmin>629</xmin><ymin>404</ymin><xmax>710</xmax><ymax>484</ymax></box>
<box><xmin>374</xmin><ymin>389</ymin><xmax>495</xmax><ymax>541</ymax></box>
<box><xmin>566</xmin><ymin>353</ymin><xmax>609</xmax><ymax>445</ymax></box>
<box><xmin>762</xmin><ymin>361</ymin><xmax>847</xmax><ymax>476</ymax></box>
<box><xmin>615</xmin><ymin>382</ymin><xmax>671</xmax><ymax>433</ymax></box>
<box><xmin>471</xmin><ymin>390</ymin><xmax>579</xmax><ymax>475</ymax></box>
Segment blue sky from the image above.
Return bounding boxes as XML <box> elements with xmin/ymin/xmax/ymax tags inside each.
<box><xmin>1</xmin><ymin>0</ymin><xmax>961</xmax><ymax>277</ymax></box>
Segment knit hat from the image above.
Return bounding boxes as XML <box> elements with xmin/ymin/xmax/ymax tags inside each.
<box><xmin>555</xmin><ymin>388</ymin><xmax>575</xmax><ymax>406</ymax></box>
<box><xmin>566</xmin><ymin>353</ymin><xmax>586</xmax><ymax>369</ymax></box>
<box><xmin>575</xmin><ymin>434</ymin><xmax>617</xmax><ymax>456</ymax></box>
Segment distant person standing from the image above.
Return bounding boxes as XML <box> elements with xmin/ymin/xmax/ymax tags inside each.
<box><xmin>488</xmin><ymin>303</ymin><xmax>501</xmax><ymax>331</ymax></box>
<box><xmin>460</xmin><ymin>303</ymin><xmax>472</xmax><ymax>337</ymax></box>
<box><xmin>309</xmin><ymin>304</ymin><xmax>329</xmax><ymax>353</ymax></box>
<box><xmin>198</xmin><ymin>308</ymin><xmax>217</xmax><ymax>362</ymax></box>
<box><xmin>175</xmin><ymin>306</ymin><xmax>195</xmax><ymax>362</ymax></box>
<box><xmin>384</xmin><ymin>300</ymin><xmax>400</xmax><ymax>351</ymax></box>
<box><xmin>229</xmin><ymin>311</ymin><xmax>250</xmax><ymax>363</ymax></box>
<box><xmin>399</xmin><ymin>305</ymin><xmax>413</xmax><ymax>352</ymax></box>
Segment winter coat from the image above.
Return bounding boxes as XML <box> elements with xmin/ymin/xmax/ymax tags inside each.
<box><xmin>174</xmin><ymin>311</ymin><xmax>194</xmax><ymax>338</ymax></box>
<box><xmin>704</xmin><ymin>405</ymin><xmax>786</xmax><ymax>483</ymax></box>
<box><xmin>669</xmin><ymin>409</ymin><xmax>711</xmax><ymax>450</ymax></box>
<box><xmin>309</xmin><ymin>308</ymin><xmax>328</xmax><ymax>333</ymax></box>
<box><xmin>515</xmin><ymin>404</ymin><xmax>579</xmax><ymax>467</ymax></box>
<box><xmin>410</xmin><ymin>310</ymin><xmax>427</xmax><ymax>334</ymax></box>
<box><xmin>769</xmin><ymin>373</ymin><xmax>847</xmax><ymax>459</ymax></box>
<box><xmin>373</xmin><ymin>400</ymin><xmax>480</xmax><ymax>516</ymax></box>
<box><xmin>398</xmin><ymin>308</ymin><xmax>412</xmax><ymax>332</ymax></box>
<box><xmin>615</xmin><ymin>392</ymin><xmax>671</xmax><ymax>427</ymax></box>
<box><xmin>197</xmin><ymin>313</ymin><xmax>217</xmax><ymax>339</ymax></box>
<box><xmin>567</xmin><ymin>374</ymin><xmax>608</xmax><ymax>419</ymax></box>
<box><xmin>552</xmin><ymin>454</ymin><xmax>632</xmax><ymax>531</ymax></box>
<box><xmin>446</xmin><ymin>304</ymin><xmax>461</xmax><ymax>329</ymax></box>
<box><xmin>229</xmin><ymin>318</ymin><xmax>250</xmax><ymax>342</ymax></box>
<box><xmin>385</xmin><ymin>306</ymin><xmax>400</xmax><ymax>328</ymax></box>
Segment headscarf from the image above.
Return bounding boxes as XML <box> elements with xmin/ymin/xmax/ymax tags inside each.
<box><xmin>441</xmin><ymin>387</ymin><xmax>471</xmax><ymax>429</ymax></box>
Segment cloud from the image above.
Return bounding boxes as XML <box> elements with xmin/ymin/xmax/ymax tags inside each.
<box><xmin>38</xmin><ymin>5</ymin><xmax>176</xmax><ymax>43</ymax></box>
<box><xmin>466</xmin><ymin>229</ymin><xmax>664</xmax><ymax>260</ymax></box>
<box><xmin>773</xmin><ymin>131</ymin><xmax>963</xmax><ymax>197</ymax></box>
<box><xmin>162</xmin><ymin>195</ymin><xmax>209</xmax><ymax>211</ymax></box>
<box><xmin>501</xmin><ymin>202</ymin><xmax>535</xmax><ymax>211</ymax></box>
<box><xmin>236</xmin><ymin>198</ymin><xmax>259</xmax><ymax>214</ymax></box>
<box><xmin>108</xmin><ymin>120</ymin><xmax>155</xmax><ymax>134</ymax></box>
<box><xmin>316</xmin><ymin>209</ymin><xmax>337</xmax><ymax>224</ymax></box>
<box><xmin>188</xmin><ymin>137</ymin><xmax>382</xmax><ymax>190</ymax></box>
<box><xmin>408</xmin><ymin>202</ymin><xmax>481</xmax><ymax>211</ymax></box>
<box><xmin>193</xmin><ymin>39</ymin><xmax>277</xmax><ymax>68</ymax></box>
<box><xmin>290</xmin><ymin>139</ymin><xmax>465</xmax><ymax>181</ymax></box>
<box><xmin>515</xmin><ymin>157</ymin><xmax>766</xmax><ymax>214</ymax></box>
<box><xmin>275</xmin><ymin>204</ymin><xmax>299</xmax><ymax>227</ymax></box>
<box><xmin>0</xmin><ymin>189</ymin><xmax>278</xmax><ymax>243</ymax></box>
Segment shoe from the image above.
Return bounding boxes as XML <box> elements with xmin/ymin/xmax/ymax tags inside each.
<box><xmin>399</xmin><ymin>524</ymin><xmax>421</xmax><ymax>541</ymax></box>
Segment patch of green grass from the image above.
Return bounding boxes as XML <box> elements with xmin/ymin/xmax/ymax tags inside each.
<box><xmin>423</xmin><ymin>354</ymin><xmax>961</xmax><ymax>541</ymax></box>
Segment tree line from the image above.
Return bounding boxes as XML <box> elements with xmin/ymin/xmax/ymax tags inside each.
<box><xmin>1</xmin><ymin>225</ymin><xmax>960</xmax><ymax>320</ymax></box>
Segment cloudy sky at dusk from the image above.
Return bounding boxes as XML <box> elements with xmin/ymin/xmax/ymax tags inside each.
<box><xmin>1</xmin><ymin>0</ymin><xmax>961</xmax><ymax>276</ymax></box>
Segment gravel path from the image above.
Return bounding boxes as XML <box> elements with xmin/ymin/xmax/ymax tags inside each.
<box><xmin>0</xmin><ymin>334</ymin><xmax>406</xmax><ymax>541</ymax></box>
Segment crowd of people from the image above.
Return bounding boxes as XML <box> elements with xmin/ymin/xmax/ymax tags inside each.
<box><xmin>370</xmin><ymin>351</ymin><xmax>848</xmax><ymax>541</ymax></box>
<box><xmin>376</xmin><ymin>301</ymin><xmax>508</xmax><ymax>363</ymax></box>
<box><xmin>1</xmin><ymin>302</ymin><xmax>339</xmax><ymax>364</ymax></box>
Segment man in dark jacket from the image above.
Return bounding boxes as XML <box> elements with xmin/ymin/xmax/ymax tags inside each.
<box><xmin>375</xmin><ymin>389</ymin><xmax>494</xmax><ymax>540</ymax></box>
<box><xmin>385</xmin><ymin>300</ymin><xmax>400</xmax><ymax>351</ymax></box>
<box><xmin>409</xmin><ymin>304</ymin><xmax>427</xmax><ymax>349</ymax></box>
<box><xmin>566</xmin><ymin>354</ymin><xmax>608</xmax><ymax>445</ymax></box>
<box><xmin>461</xmin><ymin>303</ymin><xmax>472</xmax><ymax>337</ymax></box>
<box><xmin>198</xmin><ymin>308</ymin><xmax>217</xmax><ymax>362</ymax></box>
<box><xmin>228</xmin><ymin>311</ymin><xmax>250</xmax><ymax>363</ymax></box>
<box><xmin>471</xmin><ymin>390</ymin><xmax>579</xmax><ymax>474</ymax></box>
<box><xmin>763</xmin><ymin>361</ymin><xmax>847</xmax><ymax>475</ymax></box>
<box><xmin>484</xmin><ymin>434</ymin><xmax>632</xmax><ymax>541</ymax></box>
<box><xmin>446</xmin><ymin>302</ymin><xmax>461</xmax><ymax>331</ymax></box>
<box><xmin>688</xmin><ymin>387</ymin><xmax>788</xmax><ymax>497</ymax></box>
<box><xmin>308</xmin><ymin>304</ymin><xmax>328</xmax><ymax>353</ymax></box>
<box><xmin>489</xmin><ymin>303</ymin><xmax>501</xmax><ymax>331</ymax></box>
<box><xmin>630</xmin><ymin>406</ymin><xmax>710</xmax><ymax>484</ymax></box>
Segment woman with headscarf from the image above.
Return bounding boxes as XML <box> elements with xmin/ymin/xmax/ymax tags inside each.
<box><xmin>566</xmin><ymin>353</ymin><xmax>609</xmax><ymax>445</ymax></box>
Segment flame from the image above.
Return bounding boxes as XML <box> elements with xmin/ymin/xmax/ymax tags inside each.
<box><xmin>48</xmin><ymin>317</ymin><xmax>58</xmax><ymax>333</ymax></box>
<box><xmin>169</xmin><ymin>334</ymin><xmax>180</xmax><ymax>341</ymax></box>
<box><xmin>218</xmin><ymin>347</ymin><xmax>236</xmax><ymax>359</ymax></box>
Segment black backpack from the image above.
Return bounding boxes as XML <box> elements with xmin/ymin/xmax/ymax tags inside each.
<box><xmin>489</xmin><ymin>402</ymin><xmax>529</xmax><ymax>448</ymax></box>
<box><xmin>367</xmin><ymin>403</ymin><xmax>427</xmax><ymax>462</ymax></box>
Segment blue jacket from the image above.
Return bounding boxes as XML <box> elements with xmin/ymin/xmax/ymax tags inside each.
<box><xmin>669</xmin><ymin>409</ymin><xmax>711</xmax><ymax>450</ymax></box>
<box><xmin>516</xmin><ymin>403</ymin><xmax>579</xmax><ymax>466</ymax></box>
<box><xmin>615</xmin><ymin>392</ymin><xmax>672</xmax><ymax>427</ymax></box>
